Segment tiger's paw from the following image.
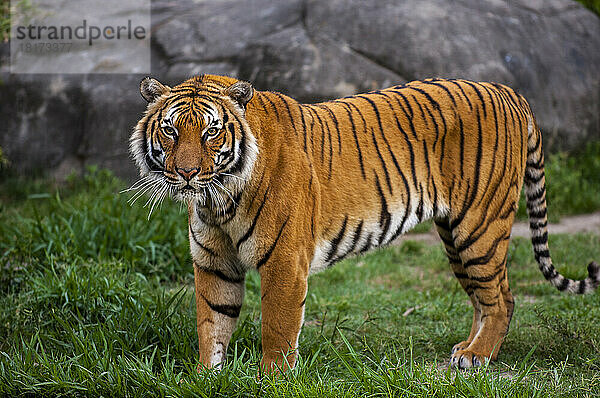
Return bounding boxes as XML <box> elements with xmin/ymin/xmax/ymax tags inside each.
<box><xmin>449</xmin><ymin>349</ymin><xmax>486</xmax><ymax>370</ymax></box>
<box><xmin>451</xmin><ymin>341</ymin><xmax>471</xmax><ymax>355</ymax></box>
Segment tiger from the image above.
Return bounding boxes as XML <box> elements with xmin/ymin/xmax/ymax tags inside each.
<box><xmin>130</xmin><ymin>74</ymin><xmax>599</xmax><ymax>371</ymax></box>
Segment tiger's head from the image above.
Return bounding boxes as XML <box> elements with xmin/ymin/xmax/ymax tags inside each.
<box><xmin>130</xmin><ymin>75</ymin><xmax>258</xmax><ymax>207</ymax></box>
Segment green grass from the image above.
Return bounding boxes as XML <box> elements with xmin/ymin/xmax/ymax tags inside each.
<box><xmin>517</xmin><ymin>142</ymin><xmax>600</xmax><ymax>221</ymax></box>
<box><xmin>0</xmin><ymin>152</ymin><xmax>599</xmax><ymax>396</ymax></box>
<box><xmin>576</xmin><ymin>0</ymin><xmax>600</xmax><ymax>16</ymax></box>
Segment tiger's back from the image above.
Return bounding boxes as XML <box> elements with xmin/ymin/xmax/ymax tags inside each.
<box><xmin>131</xmin><ymin>75</ymin><xmax>599</xmax><ymax>372</ymax></box>
<box><xmin>296</xmin><ymin>79</ymin><xmax>528</xmax><ymax>273</ymax></box>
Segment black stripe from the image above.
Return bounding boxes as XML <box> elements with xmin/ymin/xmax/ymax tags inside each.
<box><xmin>526</xmin><ymin>159</ymin><xmax>544</xmax><ymax>170</ymax></box>
<box><xmin>526</xmin><ymin>188</ymin><xmax>546</xmax><ymax>205</ymax></box>
<box><xmin>227</xmin><ymin>128</ymin><xmax>247</xmax><ymax>174</ymax></box>
<box><xmin>195</xmin><ymin>262</ymin><xmax>245</xmax><ymax>284</ymax></box>
<box><xmin>439</xmin><ymin>232</ymin><xmax>454</xmax><ymax>248</ymax></box>
<box><xmin>394</xmin><ymin>117</ymin><xmax>418</xmax><ymax>189</ymax></box>
<box><xmin>447</xmin><ymin>254</ymin><xmax>462</xmax><ymax>263</ymax></box>
<box><xmin>557</xmin><ymin>277</ymin><xmax>570</xmax><ymax>291</ymax></box>
<box><xmin>578</xmin><ymin>280</ymin><xmax>587</xmax><ymax>294</ymax></box>
<box><xmin>329</xmin><ymin>219</ymin><xmax>364</xmax><ymax>265</ymax></box>
<box><xmin>348</xmin><ymin>220</ymin><xmax>364</xmax><ymax>255</ymax></box>
<box><xmin>374</xmin><ymin>174</ymin><xmax>392</xmax><ymax>245</ymax></box>
<box><xmin>236</xmin><ymin>185</ymin><xmax>271</xmax><ymax>250</ymax></box>
<box><xmin>306</xmin><ymin>106</ymin><xmax>327</xmax><ymax>161</ymax></box>
<box><xmin>534</xmin><ymin>249</ymin><xmax>551</xmax><ymax>262</ymax></box>
<box><xmin>201</xmin><ymin>294</ymin><xmax>241</xmax><ymax>318</ymax></box>
<box><xmin>529</xmin><ymin>220</ymin><xmax>548</xmax><ymax>229</ymax></box>
<box><xmin>469</xmin><ymin>267</ymin><xmax>504</xmax><ymax>283</ymax></box>
<box><xmin>314</xmin><ymin>108</ymin><xmax>329</xmax><ymax>163</ymax></box>
<box><xmin>300</xmin><ymin>104</ymin><xmax>309</xmax><ymax>153</ymax></box>
<box><xmin>377</xmin><ymin>110</ymin><xmax>410</xmax><ymax>190</ymax></box>
<box><xmin>147</xmin><ymin>121</ymin><xmax>165</xmax><ymax>171</ymax></box>
<box><xmin>190</xmin><ymin>226</ymin><xmax>218</xmax><ymax>257</ymax></box>
<box><xmin>422</xmin><ymin>140</ymin><xmax>432</xmax><ymax>184</ymax></box>
<box><xmin>526</xmin><ymin>189</ymin><xmax>546</xmax><ymax>207</ymax></box>
<box><xmin>431</xmin><ymin>180</ymin><xmax>439</xmax><ymax>217</ymax></box>
<box><xmin>389</xmin><ymin>90</ymin><xmax>418</xmax><ymax>139</ymax></box>
<box><xmin>528</xmin><ymin>134</ymin><xmax>541</xmax><ymax>153</ymax></box>
<box><xmin>525</xmin><ymin>170</ymin><xmax>545</xmax><ymax>184</ymax></box>
<box><xmin>447</xmin><ymin>80</ymin><xmax>473</xmax><ymax>111</ymax></box>
<box><xmin>256</xmin><ymin>217</ymin><xmax>289</xmax><ymax>270</ymax></box>
<box><xmin>478</xmin><ymin>299</ymin><xmax>498</xmax><ymax>307</ymax></box>
<box><xmin>273</xmin><ymin>92</ymin><xmax>295</xmax><ymax>126</ymax></box>
<box><xmin>395</xmin><ymin>90</ymin><xmax>414</xmax><ymax>118</ymax></box>
<box><xmin>339</xmin><ymin>102</ymin><xmax>366</xmax><ymax>179</ymax></box>
<box><xmin>462</xmin><ymin>81</ymin><xmax>487</xmax><ymax>119</ymax></box>
<box><xmin>357</xmin><ymin>232</ymin><xmax>373</xmax><ymax>255</ymax></box>
<box><xmin>325</xmin><ymin>215</ymin><xmax>349</xmax><ymax>263</ymax></box>
<box><xmin>425</xmin><ymin>103</ymin><xmax>440</xmax><ymax>150</ymax></box>
<box><xmin>413</xmin><ymin>95</ymin><xmax>428</xmax><ymax>127</ymax></box>
<box><xmin>528</xmin><ymin>207</ymin><xmax>547</xmax><ymax>219</ymax></box>
<box><xmin>408</xmin><ymin>86</ymin><xmax>446</xmax><ymax>148</ymax></box>
<box><xmin>458</xmin><ymin>117</ymin><xmax>465</xmax><ymax>179</ymax></box>
<box><xmin>262</xmin><ymin>94</ymin><xmax>280</xmax><ymax>120</ymax></box>
<box><xmin>318</xmin><ymin>104</ymin><xmax>342</xmax><ymax>154</ymax></box>
<box><xmin>370</xmin><ymin>128</ymin><xmax>393</xmax><ymax>194</ymax></box>
<box><xmin>374</xmin><ymin>95</ymin><xmax>414</xmax><ymax>242</ymax></box>
<box><xmin>309</xmin><ymin>176</ymin><xmax>316</xmax><ymax>239</ymax></box>
<box><xmin>416</xmin><ymin>188</ymin><xmax>424</xmax><ymax>222</ymax></box>
<box><xmin>463</xmin><ymin>235</ymin><xmax>508</xmax><ymax>268</ymax></box>
<box><xmin>355</xmin><ymin>94</ymin><xmax>385</xmax><ymax>133</ymax></box>
<box><xmin>481</xmin><ymin>84</ymin><xmax>500</xmax><ymax>137</ymax></box>
<box><xmin>246</xmin><ymin>172</ymin><xmax>265</xmax><ymax>211</ymax></box>
<box><xmin>145</xmin><ymin>153</ymin><xmax>163</xmax><ymax>172</ymax></box>
<box><xmin>420</xmin><ymin>80</ymin><xmax>457</xmax><ymax>107</ymax></box>
<box><xmin>450</xmin><ymin>107</ymin><xmax>484</xmax><ymax>232</ymax></box>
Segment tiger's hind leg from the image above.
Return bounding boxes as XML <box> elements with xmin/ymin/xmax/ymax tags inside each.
<box><xmin>449</xmin><ymin>212</ymin><xmax>515</xmax><ymax>369</ymax></box>
<box><xmin>434</xmin><ymin>218</ymin><xmax>481</xmax><ymax>355</ymax></box>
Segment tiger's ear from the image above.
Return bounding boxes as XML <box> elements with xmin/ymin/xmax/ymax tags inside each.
<box><xmin>225</xmin><ymin>81</ymin><xmax>253</xmax><ymax>108</ymax></box>
<box><xmin>140</xmin><ymin>77</ymin><xmax>170</xmax><ymax>103</ymax></box>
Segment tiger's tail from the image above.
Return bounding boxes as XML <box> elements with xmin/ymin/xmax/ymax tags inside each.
<box><xmin>524</xmin><ymin>114</ymin><xmax>599</xmax><ymax>294</ymax></box>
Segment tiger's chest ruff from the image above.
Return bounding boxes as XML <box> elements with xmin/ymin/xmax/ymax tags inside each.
<box><xmin>188</xmin><ymin>196</ymin><xmax>285</xmax><ymax>273</ymax></box>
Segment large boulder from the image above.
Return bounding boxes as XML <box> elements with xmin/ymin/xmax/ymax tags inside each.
<box><xmin>0</xmin><ymin>0</ymin><xmax>598</xmax><ymax>180</ymax></box>
<box><xmin>303</xmin><ymin>0</ymin><xmax>600</xmax><ymax>149</ymax></box>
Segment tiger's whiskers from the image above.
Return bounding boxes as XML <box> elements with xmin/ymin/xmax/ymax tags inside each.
<box><xmin>213</xmin><ymin>178</ymin><xmax>237</xmax><ymax>206</ymax></box>
<box><xmin>220</xmin><ymin>172</ymin><xmax>245</xmax><ymax>182</ymax></box>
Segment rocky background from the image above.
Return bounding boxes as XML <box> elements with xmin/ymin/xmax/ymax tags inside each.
<box><xmin>1</xmin><ymin>0</ymin><xmax>599</xmax><ymax>181</ymax></box>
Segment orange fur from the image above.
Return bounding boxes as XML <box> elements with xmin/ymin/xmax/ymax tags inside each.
<box><xmin>130</xmin><ymin>74</ymin><xmax>599</xmax><ymax>371</ymax></box>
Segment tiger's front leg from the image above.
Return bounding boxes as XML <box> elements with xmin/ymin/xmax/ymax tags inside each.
<box><xmin>258</xmin><ymin>251</ymin><xmax>308</xmax><ymax>372</ymax></box>
<box><xmin>189</xmin><ymin>206</ymin><xmax>246</xmax><ymax>370</ymax></box>
<box><xmin>193</xmin><ymin>263</ymin><xmax>245</xmax><ymax>369</ymax></box>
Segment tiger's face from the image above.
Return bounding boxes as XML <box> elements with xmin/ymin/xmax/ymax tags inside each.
<box><xmin>130</xmin><ymin>75</ymin><xmax>257</xmax><ymax>207</ymax></box>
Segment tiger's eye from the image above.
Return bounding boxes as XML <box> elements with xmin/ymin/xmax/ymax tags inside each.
<box><xmin>162</xmin><ymin>126</ymin><xmax>176</xmax><ymax>137</ymax></box>
<box><xmin>206</xmin><ymin>127</ymin><xmax>219</xmax><ymax>137</ymax></box>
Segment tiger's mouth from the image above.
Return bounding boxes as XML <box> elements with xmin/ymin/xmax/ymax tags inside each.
<box><xmin>180</xmin><ymin>184</ymin><xmax>195</xmax><ymax>192</ymax></box>
<box><xmin>168</xmin><ymin>172</ymin><xmax>233</xmax><ymax>210</ymax></box>
<box><xmin>173</xmin><ymin>184</ymin><xmax>204</xmax><ymax>203</ymax></box>
<box><xmin>173</xmin><ymin>176</ymin><xmax>214</xmax><ymax>192</ymax></box>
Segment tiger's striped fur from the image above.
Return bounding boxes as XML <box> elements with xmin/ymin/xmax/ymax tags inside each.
<box><xmin>130</xmin><ymin>74</ymin><xmax>599</xmax><ymax>371</ymax></box>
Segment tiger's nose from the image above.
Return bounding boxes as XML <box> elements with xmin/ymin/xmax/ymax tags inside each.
<box><xmin>176</xmin><ymin>167</ymin><xmax>200</xmax><ymax>181</ymax></box>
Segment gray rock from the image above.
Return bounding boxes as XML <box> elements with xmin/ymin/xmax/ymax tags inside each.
<box><xmin>0</xmin><ymin>74</ymin><xmax>85</xmax><ymax>174</ymax></box>
<box><xmin>305</xmin><ymin>0</ymin><xmax>600</xmax><ymax>147</ymax></box>
<box><xmin>1</xmin><ymin>0</ymin><xmax>598</xmax><ymax>180</ymax></box>
<box><xmin>238</xmin><ymin>26</ymin><xmax>402</xmax><ymax>102</ymax></box>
